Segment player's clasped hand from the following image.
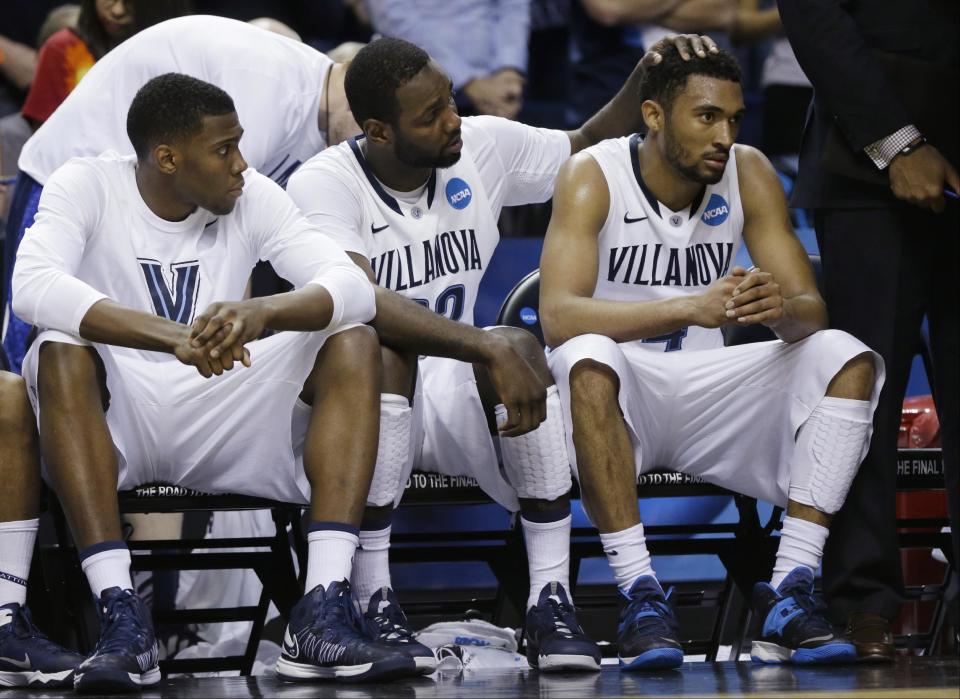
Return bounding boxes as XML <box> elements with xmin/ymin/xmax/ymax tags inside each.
<box><xmin>184</xmin><ymin>300</ymin><xmax>268</xmax><ymax>375</ymax></box>
<box><xmin>725</xmin><ymin>266</ymin><xmax>784</xmax><ymax>326</ymax></box>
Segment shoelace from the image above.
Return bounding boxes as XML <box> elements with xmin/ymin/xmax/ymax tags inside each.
<box><xmin>368</xmin><ymin>603</ymin><xmax>416</xmax><ymax>642</ymax></box>
<box><xmin>779</xmin><ymin>584</ymin><xmax>831</xmax><ymax>632</ymax></box>
<box><xmin>311</xmin><ymin>590</ymin><xmax>366</xmax><ymax>644</ymax></box>
<box><xmin>543</xmin><ymin>598</ymin><xmax>580</xmax><ymax>638</ymax></box>
<box><xmin>624</xmin><ymin>592</ymin><xmax>678</xmax><ymax>636</ymax></box>
<box><xmin>97</xmin><ymin>594</ymin><xmax>150</xmax><ymax>655</ymax></box>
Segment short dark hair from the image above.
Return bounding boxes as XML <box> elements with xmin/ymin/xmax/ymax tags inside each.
<box><xmin>639</xmin><ymin>44</ymin><xmax>741</xmax><ymax>111</ymax></box>
<box><xmin>344</xmin><ymin>37</ymin><xmax>431</xmax><ymax>127</ymax></box>
<box><xmin>127</xmin><ymin>73</ymin><xmax>235</xmax><ymax>158</ymax></box>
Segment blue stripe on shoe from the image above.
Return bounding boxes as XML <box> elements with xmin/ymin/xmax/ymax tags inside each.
<box><xmin>619</xmin><ymin>647</ymin><xmax>683</xmax><ymax>671</ymax></box>
<box><xmin>762</xmin><ymin>595</ymin><xmax>805</xmax><ymax>638</ymax></box>
<box><xmin>793</xmin><ymin>642</ymin><xmax>857</xmax><ymax>664</ymax></box>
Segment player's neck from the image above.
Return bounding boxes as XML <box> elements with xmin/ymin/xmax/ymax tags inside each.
<box><xmin>637</xmin><ymin>139</ymin><xmax>703</xmax><ymax>212</ymax></box>
<box><xmin>360</xmin><ymin>140</ymin><xmax>432</xmax><ymax>193</ymax></box>
<box><xmin>134</xmin><ymin>165</ymin><xmax>196</xmax><ymax>222</ymax></box>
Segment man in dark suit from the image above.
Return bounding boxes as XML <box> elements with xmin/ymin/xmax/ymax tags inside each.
<box><xmin>778</xmin><ymin>0</ymin><xmax>958</xmax><ymax>661</ymax></box>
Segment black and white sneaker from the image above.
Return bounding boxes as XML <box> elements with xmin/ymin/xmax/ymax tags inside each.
<box><xmin>524</xmin><ymin>582</ymin><xmax>601</xmax><ymax>672</ymax></box>
<box><xmin>0</xmin><ymin>603</ymin><xmax>84</xmax><ymax>688</ymax></box>
<box><xmin>277</xmin><ymin>580</ymin><xmax>417</xmax><ymax>682</ymax></box>
<box><xmin>363</xmin><ymin>587</ymin><xmax>437</xmax><ymax>674</ymax></box>
<box><xmin>73</xmin><ymin>587</ymin><xmax>160</xmax><ymax>694</ymax></box>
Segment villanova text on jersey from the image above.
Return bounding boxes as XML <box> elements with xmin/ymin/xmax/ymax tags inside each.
<box><xmin>370</xmin><ymin>228</ymin><xmax>483</xmax><ymax>291</ymax></box>
<box><xmin>606</xmin><ymin>241</ymin><xmax>735</xmax><ymax>287</ymax></box>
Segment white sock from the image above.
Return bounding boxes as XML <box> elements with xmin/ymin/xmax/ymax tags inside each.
<box><xmin>522</xmin><ymin>514</ymin><xmax>571</xmax><ymax>610</ymax></box>
<box><xmin>771</xmin><ymin>516</ymin><xmax>829</xmax><ymax>589</ymax></box>
<box><xmin>599</xmin><ymin>522</ymin><xmax>655</xmax><ymax>594</ymax></box>
<box><xmin>351</xmin><ymin>525</ymin><xmax>392</xmax><ymax>606</ymax></box>
<box><xmin>305</xmin><ymin>528</ymin><xmax>359</xmax><ymax>593</ymax></box>
<box><xmin>0</xmin><ymin>518</ymin><xmax>39</xmax><ymax>606</ymax></box>
<box><xmin>80</xmin><ymin>546</ymin><xmax>133</xmax><ymax>598</ymax></box>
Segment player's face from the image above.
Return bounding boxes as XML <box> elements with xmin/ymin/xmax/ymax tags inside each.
<box><xmin>95</xmin><ymin>0</ymin><xmax>135</xmax><ymax>39</ymax></box>
<box><xmin>391</xmin><ymin>61</ymin><xmax>463</xmax><ymax>169</ymax></box>
<box><xmin>174</xmin><ymin>112</ymin><xmax>247</xmax><ymax>216</ymax></box>
<box><xmin>663</xmin><ymin>76</ymin><xmax>745</xmax><ymax>185</ymax></box>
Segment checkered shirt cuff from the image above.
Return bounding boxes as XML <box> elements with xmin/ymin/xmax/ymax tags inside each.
<box><xmin>864</xmin><ymin>124</ymin><xmax>922</xmax><ymax>170</ymax></box>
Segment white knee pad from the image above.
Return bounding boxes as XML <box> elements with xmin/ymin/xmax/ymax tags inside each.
<box><xmin>788</xmin><ymin>397</ymin><xmax>872</xmax><ymax>514</ymax></box>
<box><xmin>367</xmin><ymin>394</ymin><xmax>413</xmax><ymax>507</ymax></box>
<box><xmin>498</xmin><ymin>386</ymin><xmax>573</xmax><ymax>501</ymax></box>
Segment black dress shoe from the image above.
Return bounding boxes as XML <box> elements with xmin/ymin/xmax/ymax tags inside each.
<box><xmin>844</xmin><ymin>613</ymin><xmax>894</xmax><ymax>663</ymax></box>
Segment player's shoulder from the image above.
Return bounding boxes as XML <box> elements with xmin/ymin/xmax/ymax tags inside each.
<box><xmin>731</xmin><ymin>144</ymin><xmax>782</xmax><ymax>200</ymax></box>
<box><xmin>48</xmin><ymin>151</ymin><xmax>131</xmax><ymax>189</ymax></box>
<box><xmin>292</xmin><ymin>139</ymin><xmax>357</xmax><ymax>179</ymax></box>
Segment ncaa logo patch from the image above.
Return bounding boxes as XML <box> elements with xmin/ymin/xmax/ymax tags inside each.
<box><xmin>701</xmin><ymin>193</ymin><xmax>729</xmax><ymax>226</ymax></box>
<box><xmin>446</xmin><ymin>177</ymin><xmax>472</xmax><ymax>210</ymax></box>
<box><xmin>519</xmin><ymin>307</ymin><xmax>538</xmax><ymax>325</ymax></box>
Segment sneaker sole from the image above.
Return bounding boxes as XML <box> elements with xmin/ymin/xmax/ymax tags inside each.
<box><xmin>751</xmin><ymin>640</ymin><xmax>857</xmax><ymax>665</ymax></box>
<box><xmin>619</xmin><ymin>647</ymin><xmax>684</xmax><ymax>671</ymax></box>
<box><xmin>537</xmin><ymin>654</ymin><xmax>601</xmax><ymax>672</ymax></box>
<box><xmin>74</xmin><ymin>666</ymin><xmax>160</xmax><ymax>694</ymax></box>
<box><xmin>0</xmin><ymin>669</ymin><xmax>74</xmax><ymax>688</ymax></box>
<box><xmin>413</xmin><ymin>655</ymin><xmax>438</xmax><ymax>674</ymax></box>
<box><xmin>277</xmin><ymin>654</ymin><xmax>417</xmax><ymax>683</ymax></box>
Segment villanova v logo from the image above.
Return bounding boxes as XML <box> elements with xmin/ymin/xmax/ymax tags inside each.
<box><xmin>138</xmin><ymin>259</ymin><xmax>200</xmax><ymax>323</ymax></box>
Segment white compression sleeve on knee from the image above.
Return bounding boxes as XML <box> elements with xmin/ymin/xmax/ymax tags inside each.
<box><xmin>788</xmin><ymin>396</ymin><xmax>873</xmax><ymax>514</ymax></box>
<box><xmin>498</xmin><ymin>386</ymin><xmax>572</xmax><ymax>501</ymax></box>
<box><xmin>367</xmin><ymin>394</ymin><xmax>412</xmax><ymax>507</ymax></box>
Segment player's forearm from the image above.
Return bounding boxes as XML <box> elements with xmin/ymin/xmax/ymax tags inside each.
<box><xmin>769</xmin><ymin>293</ymin><xmax>827</xmax><ymax>344</ymax></box>
<box><xmin>541</xmin><ymin>294</ymin><xmax>696</xmax><ymax>347</ymax></box>
<box><xmin>371</xmin><ymin>287</ymin><xmax>508</xmax><ymax>364</ymax></box>
<box><xmin>79</xmin><ymin>299</ymin><xmax>186</xmax><ymax>352</ymax></box>
<box><xmin>568</xmin><ymin>61</ymin><xmax>647</xmax><ymax>154</ymax></box>
<box><xmin>731</xmin><ymin>6</ymin><xmax>781</xmax><ymax>44</ymax></box>
<box><xmin>253</xmin><ymin>285</ymin><xmax>336</xmax><ymax>332</ymax></box>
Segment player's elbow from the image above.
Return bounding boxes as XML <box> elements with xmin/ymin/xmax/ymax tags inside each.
<box><xmin>539</xmin><ymin>297</ymin><xmax>575</xmax><ymax>348</ymax></box>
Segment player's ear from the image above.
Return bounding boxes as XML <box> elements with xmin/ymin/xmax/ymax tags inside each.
<box><xmin>364</xmin><ymin>118</ymin><xmax>392</xmax><ymax>147</ymax></box>
<box><xmin>153</xmin><ymin>144</ymin><xmax>178</xmax><ymax>174</ymax></box>
<box><xmin>641</xmin><ymin>99</ymin><xmax>664</xmax><ymax>134</ymax></box>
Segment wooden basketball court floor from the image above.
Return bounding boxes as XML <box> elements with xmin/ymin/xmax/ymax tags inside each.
<box><xmin>4</xmin><ymin>657</ymin><xmax>957</xmax><ymax>698</ymax></box>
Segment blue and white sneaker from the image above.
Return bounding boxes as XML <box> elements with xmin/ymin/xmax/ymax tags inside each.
<box><xmin>617</xmin><ymin>576</ymin><xmax>683</xmax><ymax>671</ymax></box>
<box><xmin>277</xmin><ymin>580</ymin><xmax>417</xmax><ymax>682</ymax></box>
<box><xmin>363</xmin><ymin>587</ymin><xmax>437</xmax><ymax>674</ymax></box>
<box><xmin>751</xmin><ymin>566</ymin><xmax>856</xmax><ymax>665</ymax></box>
<box><xmin>73</xmin><ymin>587</ymin><xmax>160</xmax><ymax>694</ymax></box>
<box><xmin>524</xmin><ymin>582</ymin><xmax>600</xmax><ymax>672</ymax></box>
<box><xmin>0</xmin><ymin>603</ymin><xmax>84</xmax><ymax>688</ymax></box>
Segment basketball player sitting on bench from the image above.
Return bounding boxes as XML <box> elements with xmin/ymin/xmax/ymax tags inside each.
<box><xmin>287</xmin><ymin>34</ymin><xmax>723</xmax><ymax>675</ymax></box>
<box><xmin>11</xmin><ymin>74</ymin><xmax>422</xmax><ymax>692</ymax></box>
<box><xmin>539</xmin><ymin>46</ymin><xmax>884</xmax><ymax>670</ymax></box>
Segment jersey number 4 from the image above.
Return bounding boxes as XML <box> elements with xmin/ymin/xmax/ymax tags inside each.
<box><xmin>642</xmin><ymin>327</ymin><xmax>687</xmax><ymax>352</ymax></box>
<box><xmin>413</xmin><ymin>284</ymin><xmax>465</xmax><ymax>322</ymax></box>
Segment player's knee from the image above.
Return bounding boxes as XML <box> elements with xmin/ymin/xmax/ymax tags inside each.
<box><xmin>569</xmin><ymin>359</ymin><xmax>620</xmax><ymax>412</ymax></box>
<box><xmin>324</xmin><ymin>325</ymin><xmax>380</xmax><ymax>374</ymax></box>
<box><xmin>0</xmin><ymin>372</ymin><xmax>34</xmax><ymax>437</ymax></box>
<box><xmin>826</xmin><ymin>351</ymin><xmax>876</xmax><ymax>401</ymax></box>
<box><xmin>36</xmin><ymin>342</ymin><xmax>104</xmax><ymax>404</ymax></box>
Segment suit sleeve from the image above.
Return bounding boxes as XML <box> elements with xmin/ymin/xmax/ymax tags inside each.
<box><xmin>777</xmin><ymin>0</ymin><xmax>912</xmax><ymax>151</ymax></box>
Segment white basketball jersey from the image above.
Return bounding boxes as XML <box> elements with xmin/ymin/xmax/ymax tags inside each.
<box><xmin>18</xmin><ymin>15</ymin><xmax>332</xmax><ymax>187</ymax></box>
<box><xmin>13</xmin><ymin>153</ymin><xmax>357</xmax><ymax>363</ymax></box>
<box><xmin>586</xmin><ymin>134</ymin><xmax>744</xmax><ymax>351</ymax></box>
<box><xmin>288</xmin><ymin>116</ymin><xmax>570</xmax><ymax>326</ymax></box>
